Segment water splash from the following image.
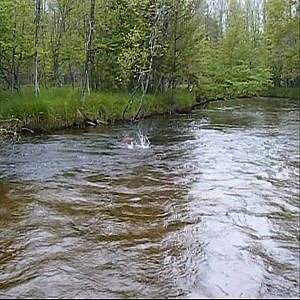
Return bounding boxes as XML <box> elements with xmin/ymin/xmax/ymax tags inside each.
<box><xmin>125</xmin><ymin>131</ymin><xmax>150</xmax><ymax>149</ymax></box>
<box><xmin>136</xmin><ymin>131</ymin><xmax>151</xmax><ymax>148</ymax></box>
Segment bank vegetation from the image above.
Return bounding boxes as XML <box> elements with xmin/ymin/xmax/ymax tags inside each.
<box><xmin>0</xmin><ymin>0</ymin><xmax>299</xmax><ymax>138</ymax></box>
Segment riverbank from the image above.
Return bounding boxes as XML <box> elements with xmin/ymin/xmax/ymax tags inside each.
<box><xmin>261</xmin><ymin>87</ymin><xmax>299</xmax><ymax>99</ymax></box>
<box><xmin>2</xmin><ymin>86</ymin><xmax>297</xmax><ymax>141</ymax></box>
<box><xmin>0</xmin><ymin>87</ymin><xmax>197</xmax><ymax>139</ymax></box>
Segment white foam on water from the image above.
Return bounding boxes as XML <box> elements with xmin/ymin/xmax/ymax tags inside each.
<box><xmin>124</xmin><ymin>132</ymin><xmax>151</xmax><ymax>149</ymax></box>
<box><xmin>135</xmin><ymin>132</ymin><xmax>150</xmax><ymax>149</ymax></box>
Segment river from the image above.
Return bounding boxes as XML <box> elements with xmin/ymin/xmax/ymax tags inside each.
<box><xmin>0</xmin><ymin>97</ymin><xmax>299</xmax><ymax>298</ymax></box>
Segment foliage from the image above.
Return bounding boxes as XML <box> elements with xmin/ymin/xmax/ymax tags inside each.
<box><xmin>0</xmin><ymin>0</ymin><xmax>299</xmax><ymax>123</ymax></box>
<box><xmin>264</xmin><ymin>0</ymin><xmax>300</xmax><ymax>87</ymax></box>
<box><xmin>195</xmin><ymin>0</ymin><xmax>273</xmax><ymax>100</ymax></box>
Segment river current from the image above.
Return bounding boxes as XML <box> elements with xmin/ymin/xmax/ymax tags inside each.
<box><xmin>0</xmin><ymin>97</ymin><xmax>299</xmax><ymax>298</ymax></box>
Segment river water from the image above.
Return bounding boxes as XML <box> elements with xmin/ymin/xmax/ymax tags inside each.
<box><xmin>0</xmin><ymin>97</ymin><xmax>299</xmax><ymax>298</ymax></box>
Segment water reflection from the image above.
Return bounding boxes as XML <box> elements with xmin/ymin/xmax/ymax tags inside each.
<box><xmin>0</xmin><ymin>97</ymin><xmax>299</xmax><ymax>298</ymax></box>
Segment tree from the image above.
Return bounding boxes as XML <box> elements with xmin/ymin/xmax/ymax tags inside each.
<box><xmin>80</xmin><ymin>0</ymin><xmax>96</xmax><ymax>101</ymax></box>
<box><xmin>33</xmin><ymin>0</ymin><xmax>42</xmax><ymax>96</ymax></box>
<box><xmin>264</xmin><ymin>0</ymin><xmax>300</xmax><ymax>87</ymax></box>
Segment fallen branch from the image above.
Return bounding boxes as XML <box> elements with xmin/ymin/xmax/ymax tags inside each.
<box><xmin>21</xmin><ymin>127</ymin><xmax>35</xmax><ymax>134</ymax></box>
<box><xmin>86</xmin><ymin>120</ymin><xmax>97</xmax><ymax>127</ymax></box>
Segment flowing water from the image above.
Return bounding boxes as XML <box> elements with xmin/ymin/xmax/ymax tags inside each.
<box><xmin>0</xmin><ymin>97</ymin><xmax>299</xmax><ymax>298</ymax></box>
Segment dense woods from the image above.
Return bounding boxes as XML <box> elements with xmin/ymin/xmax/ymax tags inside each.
<box><xmin>0</xmin><ymin>0</ymin><xmax>299</xmax><ymax>132</ymax></box>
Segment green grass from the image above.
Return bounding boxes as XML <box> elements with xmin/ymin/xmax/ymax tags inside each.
<box><xmin>261</xmin><ymin>87</ymin><xmax>300</xmax><ymax>99</ymax></box>
<box><xmin>0</xmin><ymin>87</ymin><xmax>81</xmax><ymax>130</ymax></box>
<box><xmin>0</xmin><ymin>86</ymin><xmax>195</xmax><ymax>132</ymax></box>
<box><xmin>83</xmin><ymin>90</ymin><xmax>134</xmax><ymax>122</ymax></box>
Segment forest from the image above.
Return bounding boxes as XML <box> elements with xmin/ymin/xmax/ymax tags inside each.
<box><xmin>0</xmin><ymin>0</ymin><xmax>299</xmax><ymax>133</ymax></box>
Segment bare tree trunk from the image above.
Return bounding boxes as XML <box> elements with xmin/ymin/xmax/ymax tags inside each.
<box><xmin>34</xmin><ymin>0</ymin><xmax>42</xmax><ymax>96</ymax></box>
<box><xmin>34</xmin><ymin>53</ymin><xmax>39</xmax><ymax>96</ymax></box>
<box><xmin>218</xmin><ymin>0</ymin><xmax>226</xmax><ymax>36</ymax></box>
<box><xmin>80</xmin><ymin>0</ymin><xmax>95</xmax><ymax>102</ymax></box>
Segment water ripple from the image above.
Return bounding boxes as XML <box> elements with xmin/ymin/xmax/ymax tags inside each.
<box><xmin>0</xmin><ymin>97</ymin><xmax>299</xmax><ymax>298</ymax></box>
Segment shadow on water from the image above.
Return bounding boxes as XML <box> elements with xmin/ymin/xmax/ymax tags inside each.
<box><xmin>0</xmin><ymin>97</ymin><xmax>299</xmax><ymax>298</ymax></box>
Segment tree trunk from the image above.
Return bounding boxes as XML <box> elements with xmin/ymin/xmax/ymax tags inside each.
<box><xmin>34</xmin><ymin>0</ymin><xmax>41</xmax><ymax>97</ymax></box>
<box><xmin>80</xmin><ymin>0</ymin><xmax>96</xmax><ymax>102</ymax></box>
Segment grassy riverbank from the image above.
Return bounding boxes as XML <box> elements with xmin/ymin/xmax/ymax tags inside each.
<box><xmin>0</xmin><ymin>87</ymin><xmax>195</xmax><ymax>135</ymax></box>
<box><xmin>3</xmin><ymin>85</ymin><xmax>296</xmax><ymax>139</ymax></box>
<box><xmin>261</xmin><ymin>87</ymin><xmax>300</xmax><ymax>99</ymax></box>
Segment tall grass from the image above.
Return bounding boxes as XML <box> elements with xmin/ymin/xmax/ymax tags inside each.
<box><xmin>0</xmin><ymin>86</ymin><xmax>195</xmax><ymax>132</ymax></box>
<box><xmin>83</xmin><ymin>90</ymin><xmax>133</xmax><ymax>122</ymax></box>
<box><xmin>0</xmin><ymin>87</ymin><xmax>81</xmax><ymax>130</ymax></box>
